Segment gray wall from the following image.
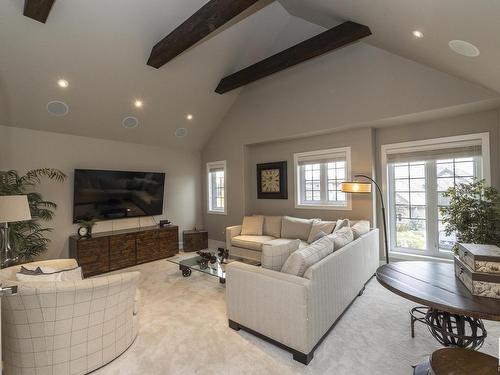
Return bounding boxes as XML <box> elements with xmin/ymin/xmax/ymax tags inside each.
<box><xmin>246</xmin><ymin>127</ymin><xmax>375</xmax><ymax>222</ymax></box>
<box><xmin>375</xmin><ymin>109</ymin><xmax>500</xmax><ymax>189</ymax></box>
<box><xmin>202</xmin><ymin>40</ymin><xmax>499</xmax><ymax>242</ymax></box>
<box><xmin>203</xmin><ymin>108</ymin><xmax>500</xmax><ymax>242</ymax></box>
<box><xmin>0</xmin><ymin>126</ymin><xmax>203</xmax><ymax>260</ymax></box>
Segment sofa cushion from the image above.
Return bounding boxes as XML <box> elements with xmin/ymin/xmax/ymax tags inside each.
<box><xmin>261</xmin><ymin>238</ymin><xmax>301</xmax><ymax>271</ymax></box>
<box><xmin>281</xmin><ymin>236</ymin><xmax>334</xmax><ymax>277</ymax></box>
<box><xmin>333</xmin><ymin>218</ymin><xmax>350</xmax><ymax>232</ymax></box>
<box><xmin>241</xmin><ymin>215</ymin><xmax>264</xmax><ymax>236</ymax></box>
<box><xmin>307</xmin><ymin>220</ymin><xmax>336</xmax><ymax>243</ymax></box>
<box><xmin>328</xmin><ymin>227</ymin><xmax>354</xmax><ymax>250</ymax></box>
<box><xmin>281</xmin><ymin>216</ymin><xmax>314</xmax><ymax>241</ymax></box>
<box><xmin>352</xmin><ymin>220</ymin><xmax>370</xmax><ymax>239</ymax></box>
<box><xmin>262</xmin><ymin>216</ymin><xmax>282</xmax><ymax>238</ymax></box>
<box><xmin>231</xmin><ymin>235</ymin><xmax>276</xmax><ymax>251</ymax></box>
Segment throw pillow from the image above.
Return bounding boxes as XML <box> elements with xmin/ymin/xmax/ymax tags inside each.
<box><xmin>261</xmin><ymin>238</ymin><xmax>301</xmax><ymax>271</ymax></box>
<box><xmin>281</xmin><ymin>216</ymin><xmax>314</xmax><ymax>241</ymax></box>
<box><xmin>352</xmin><ymin>220</ymin><xmax>370</xmax><ymax>239</ymax></box>
<box><xmin>281</xmin><ymin>236</ymin><xmax>334</xmax><ymax>277</ymax></box>
<box><xmin>328</xmin><ymin>227</ymin><xmax>354</xmax><ymax>250</ymax></box>
<box><xmin>16</xmin><ymin>267</ymin><xmax>83</xmax><ymax>282</ymax></box>
<box><xmin>307</xmin><ymin>220</ymin><xmax>336</xmax><ymax>243</ymax></box>
<box><xmin>262</xmin><ymin>216</ymin><xmax>282</xmax><ymax>238</ymax></box>
<box><xmin>310</xmin><ymin>230</ymin><xmax>327</xmax><ymax>243</ymax></box>
<box><xmin>333</xmin><ymin>218</ymin><xmax>350</xmax><ymax>232</ymax></box>
<box><xmin>18</xmin><ymin>265</ymin><xmax>57</xmax><ymax>275</ymax></box>
<box><xmin>241</xmin><ymin>215</ymin><xmax>264</xmax><ymax>236</ymax></box>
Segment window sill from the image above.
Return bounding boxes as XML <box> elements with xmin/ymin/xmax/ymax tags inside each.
<box><xmin>207</xmin><ymin>210</ymin><xmax>227</xmax><ymax>216</ymax></box>
<box><xmin>389</xmin><ymin>250</ymin><xmax>453</xmax><ymax>263</ymax></box>
<box><xmin>295</xmin><ymin>203</ymin><xmax>351</xmax><ymax>211</ymax></box>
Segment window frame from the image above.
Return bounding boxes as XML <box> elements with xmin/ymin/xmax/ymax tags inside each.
<box><xmin>207</xmin><ymin>160</ymin><xmax>227</xmax><ymax>215</ymax></box>
<box><xmin>293</xmin><ymin>147</ymin><xmax>352</xmax><ymax>210</ymax></box>
<box><xmin>381</xmin><ymin>133</ymin><xmax>490</xmax><ymax>259</ymax></box>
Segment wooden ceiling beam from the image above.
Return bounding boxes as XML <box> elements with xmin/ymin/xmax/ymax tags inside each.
<box><xmin>215</xmin><ymin>21</ymin><xmax>372</xmax><ymax>94</ymax></box>
<box><xmin>147</xmin><ymin>0</ymin><xmax>261</xmax><ymax>69</ymax></box>
<box><xmin>23</xmin><ymin>0</ymin><xmax>56</xmax><ymax>23</ymax></box>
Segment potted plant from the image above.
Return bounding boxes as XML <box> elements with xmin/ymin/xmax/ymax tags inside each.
<box><xmin>440</xmin><ymin>179</ymin><xmax>500</xmax><ymax>252</ymax></box>
<box><xmin>0</xmin><ymin>168</ymin><xmax>66</xmax><ymax>262</ymax></box>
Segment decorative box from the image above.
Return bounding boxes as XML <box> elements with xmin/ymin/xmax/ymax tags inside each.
<box><xmin>454</xmin><ymin>244</ymin><xmax>500</xmax><ymax>299</ymax></box>
<box><xmin>457</xmin><ymin>243</ymin><xmax>500</xmax><ymax>274</ymax></box>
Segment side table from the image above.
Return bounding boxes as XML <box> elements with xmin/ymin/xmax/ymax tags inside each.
<box><xmin>183</xmin><ymin>230</ymin><xmax>208</xmax><ymax>252</ymax></box>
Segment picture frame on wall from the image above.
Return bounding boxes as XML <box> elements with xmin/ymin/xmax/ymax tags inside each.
<box><xmin>257</xmin><ymin>161</ymin><xmax>288</xmax><ymax>199</ymax></box>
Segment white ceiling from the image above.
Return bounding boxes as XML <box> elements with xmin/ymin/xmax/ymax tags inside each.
<box><xmin>1</xmin><ymin>0</ymin><xmax>499</xmax><ymax>151</ymax></box>
<box><xmin>0</xmin><ymin>1</ymin><xmax>321</xmax><ymax>150</ymax></box>
<box><xmin>280</xmin><ymin>0</ymin><xmax>500</xmax><ymax>94</ymax></box>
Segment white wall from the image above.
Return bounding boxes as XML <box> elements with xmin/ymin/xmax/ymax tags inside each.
<box><xmin>0</xmin><ymin>126</ymin><xmax>202</xmax><ymax>260</ymax></box>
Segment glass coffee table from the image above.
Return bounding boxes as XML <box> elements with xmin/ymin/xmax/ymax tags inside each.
<box><xmin>167</xmin><ymin>249</ymin><xmax>260</xmax><ymax>284</ymax></box>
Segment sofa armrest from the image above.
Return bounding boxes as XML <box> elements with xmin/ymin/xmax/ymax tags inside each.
<box><xmin>305</xmin><ymin>229</ymin><xmax>379</xmax><ymax>348</ymax></box>
<box><xmin>226</xmin><ymin>262</ymin><xmax>311</xmax><ymax>353</ymax></box>
<box><xmin>226</xmin><ymin>225</ymin><xmax>242</xmax><ymax>247</ymax></box>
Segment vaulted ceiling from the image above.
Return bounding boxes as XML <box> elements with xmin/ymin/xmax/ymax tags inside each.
<box><xmin>280</xmin><ymin>0</ymin><xmax>500</xmax><ymax>94</ymax></box>
<box><xmin>1</xmin><ymin>0</ymin><xmax>499</xmax><ymax>151</ymax></box>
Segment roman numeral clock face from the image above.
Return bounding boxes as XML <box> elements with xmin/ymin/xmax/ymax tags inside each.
<box><xmin>261</xmin><ymin>169</ymin><xmax>280</xmax><ymax>193</ymax></box>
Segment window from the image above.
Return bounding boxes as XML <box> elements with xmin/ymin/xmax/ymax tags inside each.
<box><xmin>294</xmin><ymin>147</ymin><xmax>351</xmax><ymax>209</ymax></box>
<box><xmin>207</xmin><ymin>161</ymin><xmax>226</xmax><ymax>214</ymax></box>
<box><xmin>383</xmin><ymin>133</ymin><xmax>489</xmax><ymax>258</ymax></box>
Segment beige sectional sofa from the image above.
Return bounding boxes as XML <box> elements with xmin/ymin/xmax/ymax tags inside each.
<box><xmin>226</xmin><ymin>215</ymin><xmax>356</xmax><ymax>261</ymax></box>
<box><xmin>225</xmin><ymin>215</ymin><xmax>379</xmax><ymax>365</ymax></box>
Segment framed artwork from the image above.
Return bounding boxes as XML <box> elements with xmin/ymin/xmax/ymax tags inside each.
<box><xmin>257</xmin><ymin>161</ymin><xmax>288</xmax><ymax>199</ymax></box>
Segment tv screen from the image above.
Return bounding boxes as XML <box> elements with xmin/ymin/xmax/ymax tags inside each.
<box><xmin>73</xmin><ymin>169</ymin><xmax>165</xmax><ymax>222</ymax></box>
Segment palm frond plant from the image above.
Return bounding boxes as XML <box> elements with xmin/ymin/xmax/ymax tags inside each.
<box><xmin>440</xmin><ymin>179</ymin><xmax>500</xmax><ymax>252</ymax></box>
<box><xmin>0</xmin><ymin>168</ymin><xmax>66</xmax><ymax>262</ymax></box>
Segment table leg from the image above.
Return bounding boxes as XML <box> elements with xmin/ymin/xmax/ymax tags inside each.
<box><xmin>409</xmin><ymin>306</ymin><xmax>487</xmax><ymax>350</ymax></box>
<box><xmin>409</xmin><ymin>307</ymin><xmax>428</xmax><ymax>338</ymax></box>
<box><xmin>180</xmin><ymin>266</ymin><xmax>192</xmax><ymax>277</ymax></box>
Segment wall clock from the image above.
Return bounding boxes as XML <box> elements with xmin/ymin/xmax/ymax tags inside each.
<box><xmin>257</xmin><ymin>161</ymin><xmax>288</xmax><ymax>199</ymax></box>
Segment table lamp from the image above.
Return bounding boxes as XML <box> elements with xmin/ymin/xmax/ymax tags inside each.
<box><xmin>0</xmin><ymin>195</ymin><xmax>32</xmax><ymax>268</ymax></box>
<box><xmin>341</xmin><ymin>175</ymin><xmax>390</xmax><ymax>264</ymax></box>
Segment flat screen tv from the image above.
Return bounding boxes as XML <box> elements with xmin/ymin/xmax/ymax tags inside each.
<box><xmin>73</xmin><ymin>169</ymin><xmax>165</xmax><ymax>222</ymax></box>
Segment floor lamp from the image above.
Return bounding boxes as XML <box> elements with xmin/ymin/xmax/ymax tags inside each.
<box><xmin>341</xmin><ymin>175</ymin><xmax>390</xmax><ymax>264</ymax></box>
<box><xmin>0</xmin><ymin>195</ymin><xmax>32</xmax><ymax>268</ymax></box>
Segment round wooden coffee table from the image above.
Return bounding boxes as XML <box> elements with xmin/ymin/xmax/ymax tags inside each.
<box><xmin>376</xmin><ymin>261</ymin><xmax>500</xmax><ymax>349</ymax></box>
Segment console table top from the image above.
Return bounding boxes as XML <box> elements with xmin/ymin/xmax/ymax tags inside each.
<box><xmin>70</xmin><ymin>224</ymin><xmax>178</xmax><ymax>240</ymax></box>
<box><xmin>376</xmin><ymin>261</ymin><xmax>500</xmax><ymax>321</ymax></box>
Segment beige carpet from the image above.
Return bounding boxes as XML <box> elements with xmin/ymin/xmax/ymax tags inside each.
<box><xmin>94</xmin><ymin>259</ymin><xmax>499</xmax><ymax>375</ymax></box>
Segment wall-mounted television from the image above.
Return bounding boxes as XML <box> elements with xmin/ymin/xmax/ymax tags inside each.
<box><xmin>73</xmin><ymin>169</ymin><xmax>165</xmax><ymax>223</ymax></box>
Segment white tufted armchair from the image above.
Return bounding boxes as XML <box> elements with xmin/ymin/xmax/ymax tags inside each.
<box><xmin>0</xmin><ymin>259</ymin><xmax>140</xmax><ymax>375</ymax></box>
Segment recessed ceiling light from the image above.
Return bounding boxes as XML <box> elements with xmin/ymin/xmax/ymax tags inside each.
<box><xmin>186</xmin><ymin>114</ymin><xmax>193</xmax><ymax>120</ymax></box>
<box><xmin>175</xmin><ymin>127</ymin><xmax>188</xmax><ymax>138</ymax></box>
<box><xmin>47</xmin><ymin>100</ymin><xmax>69</xmax><ymax>116</ymax></box>
<box><xmin>448</xmin><ymin>40</ymin><xmax>480</xmax><ymax>57</ymax></box>
<box><xmin>134</xmin><ymin>100</ymin><xmax>143</xmax><ymax>108</ymax></box>
<box><xmin>57</xmin><ymin>79</ymin><xmax>69</xmax><ymax>88</ymax></box>
<box><xmin>122</xmin><ymin>116</ymin><xmax>139</xmax><ymax>128</ymax></box>
<box><xmin>412</xmin><ymin>30</ymin><xmax>424</xmax><ymax>39</ymax></box>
